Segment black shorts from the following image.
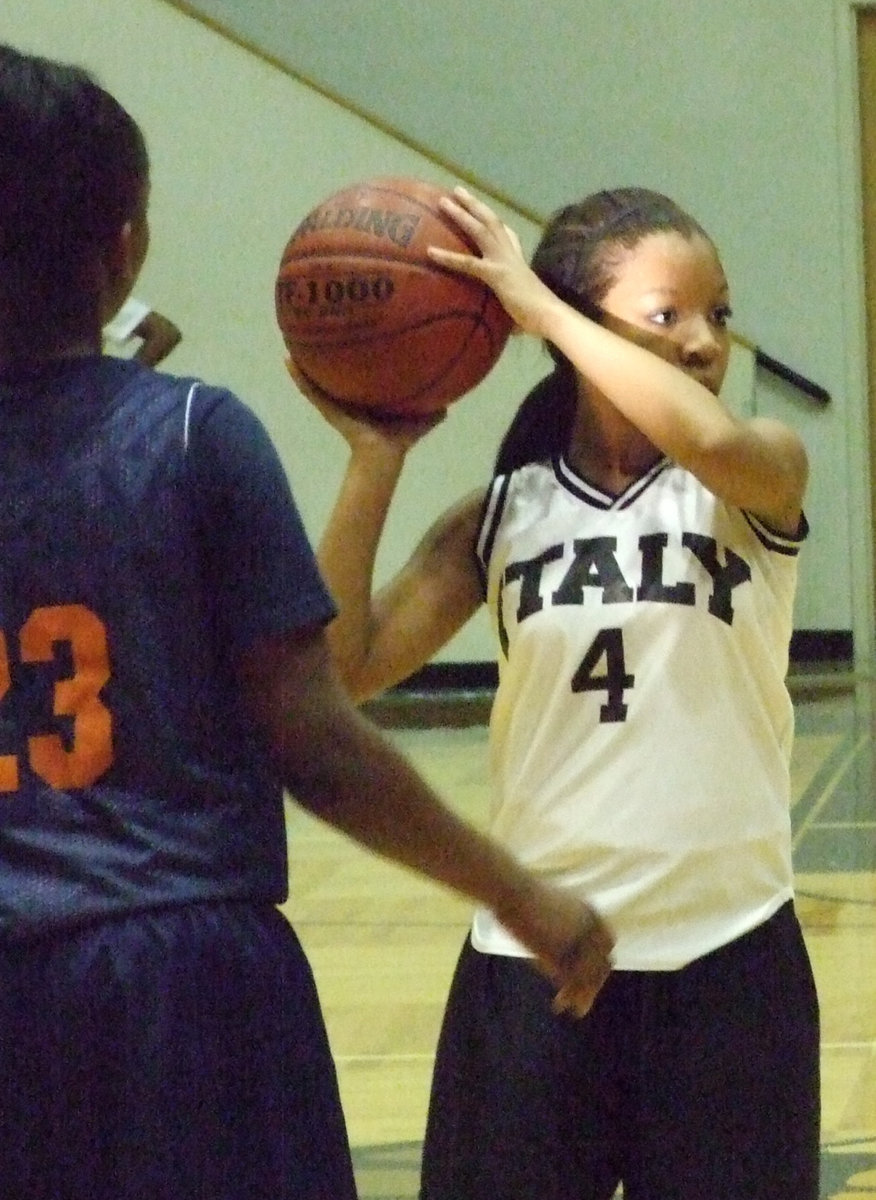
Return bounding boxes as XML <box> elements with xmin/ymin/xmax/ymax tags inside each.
<box><xmin>0</xmin><ymin>902</ymin><xmax>356</xmax><ymax>1200</ymax></box>
<box><xmin>421</xmin><ymin>901</ymin><xmax>820</xmax><ymax>1200</ymax></box>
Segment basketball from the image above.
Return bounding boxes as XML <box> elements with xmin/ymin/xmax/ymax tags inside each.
<box><xmin>275</xmin><ymin>177</ymin><xmax>513</xmax><ymax>416</ymax></box>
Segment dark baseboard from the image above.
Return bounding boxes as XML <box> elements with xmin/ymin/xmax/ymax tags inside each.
<box><xmin>362</xmin><ymin>631</ymin><xmax>856</xmax><ymax>729</ymax></box>
<box><xmin>394</xmin><ymin>662</ymin><xmax>500</xmax><ymax>691</ymax></box>
<box><xmin>788</xmin><ymin>629</ymin><xmax>853</xmax><ymax>670</ymax></box>
<box><xmin>362</xmin><ymin>663</ymin><xmax>495</xmax><ymax>728</ymax></box>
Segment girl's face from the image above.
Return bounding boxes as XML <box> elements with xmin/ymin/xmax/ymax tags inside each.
<box><xmin>597</xmin><ymin>231</ymin><xmax>732</xmax><ymax>396</ymax></box>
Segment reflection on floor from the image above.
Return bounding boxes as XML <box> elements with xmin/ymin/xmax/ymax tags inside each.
<box><xmin>281</xmin><ymin>677</ymin><xmax>876</xmax><ymax>1200</ymax></box>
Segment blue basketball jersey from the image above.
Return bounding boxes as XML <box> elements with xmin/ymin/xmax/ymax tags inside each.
<box><xmin>0</xmin><ymin>356</ymin><xmax>335</xmax><ymax>938</ymax></box>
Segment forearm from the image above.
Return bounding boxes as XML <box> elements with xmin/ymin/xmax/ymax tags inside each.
<box><xmin>317</xmin><ymin>442</ymin><xmax>405</xmax><ymax>693</ymax></box>
<box><xmin>239</xmin><ymin>629</ymin><xmax>615</xmax><ymax>1013</ymax></box>
<box><xmin>541</xmin><ymin>300</ymin><xmax>732</xmax><ymax>455</ymax></box>
<box><xmin>288</xmin><ymin>702</ymin><xmax>552</xmax><ymax>945</ymax></box>
<box><xmin>536</xmin><ymin>298</ymin><xmax>806</xmax><ymax>520</ymax></box>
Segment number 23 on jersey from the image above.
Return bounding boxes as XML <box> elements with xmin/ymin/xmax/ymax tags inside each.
<box><xmin>0</xmin><ymin>604</ymin><xmax>113</xmax><ymax>791</ymax></box>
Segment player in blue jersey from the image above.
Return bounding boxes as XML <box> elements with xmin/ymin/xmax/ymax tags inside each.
<box><xmin>0</xmin><ymin>44</ymin><xmax>614</xmax><ymax>1200</ymax></box>
<box><xmin>299</xmin><ymin>187</ymin><xmax>821</xmax><ymax>1198</ymax></box>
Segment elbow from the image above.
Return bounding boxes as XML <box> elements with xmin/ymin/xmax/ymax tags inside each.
<box><xmin>334</xmin><ymin>662</ymin><xmax>374</xmax><ymax>706</ymax></box>
<box><xmin>768</xmin><ymin>436</ymin><xmax>810</xmax><ymax>521</ymax></box>
<box><xmin>337</xmin><ymin>658</ymin><xmax>394</xmax><ymax>706</ymax></box>
<box><xmin>323</xmin><ymin>623</ymin><xmax>387</xmax><ymax>705</ymax></box>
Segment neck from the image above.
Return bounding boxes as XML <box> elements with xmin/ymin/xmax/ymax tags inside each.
<box><xmin>566</xmin><ymin>389</ymin><xmax>662</xmax><ymax>491</ymax></box>
<box><xmin>0</xmin><ymin>334</ymin><xmax>101</xmax><ymax>369</ymax></box>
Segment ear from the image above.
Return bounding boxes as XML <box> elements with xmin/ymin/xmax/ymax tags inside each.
<box><xmin>114</xmin><ymin>220</ymin><xmax>142</xmax><ymax>285</ymax></box>
<box><xmin>98</xmin><ymin>220</ymin><xmax>144</xmax><ymax>325</ymax></box>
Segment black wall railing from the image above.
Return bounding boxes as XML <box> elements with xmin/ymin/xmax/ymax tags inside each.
<box><xmin>731</xmin><ymin>332</ymin><xmax>830</xmax><ymax>405</ymax></box>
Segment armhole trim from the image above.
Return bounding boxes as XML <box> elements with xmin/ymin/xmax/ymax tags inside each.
<box><xmin>183</xmin><ymin>382</ymin><xmax>199</xmax><ymax>454</ymax></box>
<box><xmin>743</xmin><ymin>510</ymin><xmax>809</xmax><ymax>555</ymax></box>
<box><xmin>475</xmin><ymin>474</ymin><xmax>510</xmax><ymax>594</ymax></box>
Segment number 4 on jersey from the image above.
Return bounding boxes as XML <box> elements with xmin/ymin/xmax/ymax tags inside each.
<box><xmin>570</xmin><ymin>627</ymin><xmax>634</xmax><ymax>723</ymax></box>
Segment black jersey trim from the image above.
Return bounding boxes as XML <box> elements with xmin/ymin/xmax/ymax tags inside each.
<box><xmin>743</xmin><ymin>510</ymin><xmax>809</xmax><ymax>555</ymax></box>
<box><xmin>475</xmin><ymin>473</ymin><xmax>510</xmax><ymax>595</ymax></box>
<box><xmin>617</xmin><ymin>459</ymin><xmax>672</xmax><ymax>508</ymax></box>
<box><xmin>553</xmin><ymin>454</ymin><xmax>670</xmax><ymax>509</ymax></box>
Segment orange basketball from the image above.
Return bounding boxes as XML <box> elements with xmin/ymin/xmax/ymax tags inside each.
<box><xmin>275</xmin><ymin>177</ymin><xmax>513</xmax><ymax>416</ymax></box>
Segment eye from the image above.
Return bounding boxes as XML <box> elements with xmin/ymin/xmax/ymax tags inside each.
<box><xmin>712</xmin><ymin>304</ymin><xmax>733</xmax><ymax>328</ymax></box>
<box><xmin>650</xmin><ymin>308</ymin><xmax>677</xmax><ymax>327</ymax></box>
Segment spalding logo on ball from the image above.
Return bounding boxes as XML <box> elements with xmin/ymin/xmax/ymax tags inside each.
<box><xmin>275</xmin><ymin>177</ymin><xmax>513</xmax><ymax>416</ymax></box>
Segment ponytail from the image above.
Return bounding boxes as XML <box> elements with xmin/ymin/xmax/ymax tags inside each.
<box><xmin>493</xmin><ymin>364</ymin><xmax>576</xmax><ymax>476</ymax></box>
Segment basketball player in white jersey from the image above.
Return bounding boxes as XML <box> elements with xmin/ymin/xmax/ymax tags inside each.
<box><xmin>295</xmin><ymin>185</ymin><xmax>819</xmax><ymax>1200</ymax></box>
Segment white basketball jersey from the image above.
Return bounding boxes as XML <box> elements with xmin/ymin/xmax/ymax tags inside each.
<box><xmin>472</xmin><ymin>455</ymin><xmax>806</xmax><ymax>970</ymax></box>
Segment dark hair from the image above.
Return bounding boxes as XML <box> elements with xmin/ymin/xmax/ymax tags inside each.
<box><xmin>494</xmin><ymin>187</ymin><xmax>711</xmax><ymax>475</ymax></box>
<box><xmin>0</xmin><ymin>44</ymin><xmax>149</xmax><ymax>361</ymax></box>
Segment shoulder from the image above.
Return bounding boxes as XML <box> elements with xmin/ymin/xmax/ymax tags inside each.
<box><xmin>673</xmin><ymin>456</ymin><xmax>809</xmax><ymax>544</ymax></box>
<box><xmin>112</xmin><ymin>371</ymin><xmax>247</xmax><ymax>450</ymax></box>
<box><xmin>669</xmin><ymin>462</ymin><xmax>809</xmax><ymax>558</ymax></box>
<box><xmin>115</xmin><ymin>373</ymin><xmax>288</xmax><ymax>504</ymax></box>
<box><xmin>477</xmin><ymin>460</ymin><xmax>557</xmax><ymax>543</ymax></box>
<box><xmin>416</xmin><ymin>488</ymin><xmax>486</xmax><ymax>566</ymax></box>
<box><xmin>172</xmin><ymin>378</ymin><xmax>274</xmax><ymax>461</ymax></box>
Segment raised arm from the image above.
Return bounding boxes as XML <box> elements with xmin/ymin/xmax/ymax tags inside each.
<box><xmin>529</xmin><ymin>302</ymin><xmax>807</xmax><ymax>534</ymax></box>
<box><xmin>291</xmin><ymin>366</ymin><xmax>484</xmax><ymax>701</ymax></box>
<box><xmin>429</xmin><ymin>189</ymin><xmax>808</xmax><ymax>535</ymax></box>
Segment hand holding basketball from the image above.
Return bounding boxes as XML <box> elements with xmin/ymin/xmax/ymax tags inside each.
<box><xmin>286</xmin><ymin>355</ymin><xmax>444</xmax><ymax>454</ymax></box>
<box><xmin>430</xmin><ymin>188</ymin><xmax>563</xmax><ymax>340</ymax></box>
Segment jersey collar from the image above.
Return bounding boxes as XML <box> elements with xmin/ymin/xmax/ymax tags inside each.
<box><xmin>553</xmin><ymin>454</ymin><xmax>671</xmax><ymax>510</ymax></box>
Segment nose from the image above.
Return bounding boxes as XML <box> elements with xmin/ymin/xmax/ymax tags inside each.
<box><xmin>678</xmin><ymin>316</ymin><xmax>725</xmax><ymax>366</ymax></box>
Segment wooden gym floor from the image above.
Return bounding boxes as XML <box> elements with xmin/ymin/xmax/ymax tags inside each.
<box><xmin>280</xmin><ymin>675</ymin><xmax>876</xmax><ymax>1200</ymax></box>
